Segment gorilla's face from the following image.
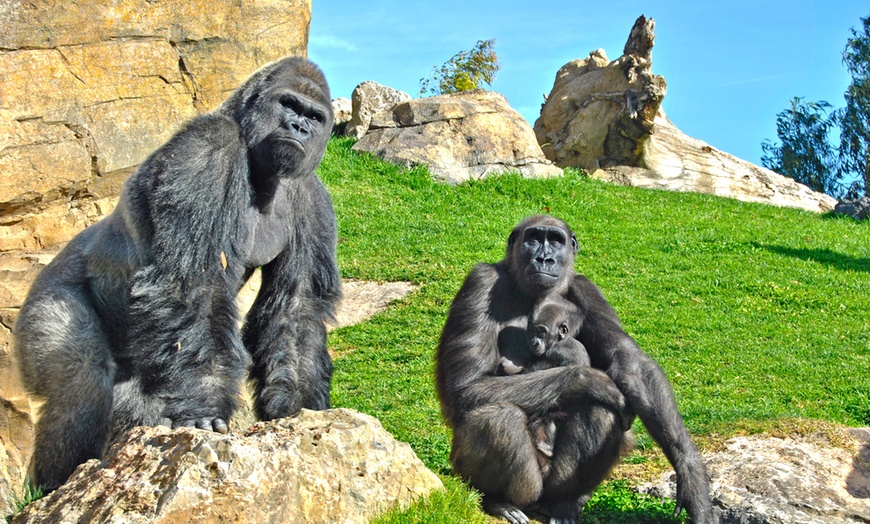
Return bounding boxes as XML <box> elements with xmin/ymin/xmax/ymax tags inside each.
<box><xmin>528</xmin><ymin>324</ymin><xmax>551</xmax><ymax>356</ymax></box>
<box><xmin>517</xmin><ymin>225</ymin><xmax>576</xmax><ymax>292</ymax></box>
<box><xmin>528</xmin><ymin>306</ymin><xmax>570</xmax><ymax>356</ymax></box>
<box><xmin>245</xmin><ymin>66</ymin><xmax>333</xmax><ymax>180</ymax></box>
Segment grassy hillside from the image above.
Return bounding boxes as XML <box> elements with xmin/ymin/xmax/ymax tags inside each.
<box><xmin>318</xmin><ymin>136</ymin><xmax>870</xmax><ymax>523</ymax></box>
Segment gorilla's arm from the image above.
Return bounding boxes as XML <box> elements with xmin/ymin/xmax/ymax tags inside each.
<box><xmin>569</xmin><ymin>275</ymin><xmax>715</xmax><ymax>523</ymax></box>
<box><xmin>125</xmin><ymin>114</ymin><xmax>253</xmax><ymax>429</ymax></box>
<box><xmin>436</xmin><ymin>264</ymin><xmax>626</xmax><ymax>423</ymax></box>
<box><xmin>243</xmin><ymin>179</ymin><xmax>341</xmax><ymax>419</ymax></box>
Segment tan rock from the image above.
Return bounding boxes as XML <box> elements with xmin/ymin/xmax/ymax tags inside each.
<box><xmin>591</xmin><ymin>113</ymin><xmax>838</xmax><ymax>213</ymax></box>
<box><xmin>344</xmin><ymin>81</ymin><xmax>412</xmax><ymax>139</ymax></box>
<box><xmin>11</xmin><ymin>409</ymin><xmax>443</xmax><ymax>524</ymax></box>
<box><xmin>332</xmin><ymin>97</ymin><xmax>353</xmax><ymax>125</ymax></box>
<box><xmin>535</xmin><ymin>14</ymin><xmax>835</xmax><ymax>213</ymax></box>
<box><xmin>534</xmin><ymin>16</ymin><xmax>666</xmax><ymax>171</ymax></box>
<box><xmin>354</xmin><ymin>89</ymin><xmax>562</xmax><ymax>183</ymax></box>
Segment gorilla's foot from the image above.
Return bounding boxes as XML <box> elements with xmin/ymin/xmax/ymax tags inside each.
<box><xmin>483</xmin><ymin>500</ymin><xmax>530</xmax><ymax>524</ymax></box>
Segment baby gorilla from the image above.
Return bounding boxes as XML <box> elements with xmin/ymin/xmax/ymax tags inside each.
<box><xmin>498</xmin><ymin>299</ymin><xmax>591</xmax><ymax>475</ymax></box>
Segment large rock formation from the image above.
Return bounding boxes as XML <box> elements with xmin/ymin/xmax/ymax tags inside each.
<box><xmin>353</xmin><ymin>89</ymin><xmax>562</xmax><ymax>183</ymax></box>
<box><xmin>0</xmin><ymin>0</ymin><xmax>312</xmax><ymax>252</ymax></box>
<box><xmin>641</xmin><ymin>430</ymin><xmax>870</xmax><ymax>524</ymax></box>
<box><xmin>11</xmin><ymin>409</ymin><xmax>443</xmax><ymax>523</ymax></box>
<box><xmin>534</xmin><ymin>16</ymin><xmax>666</xmax><ymax>171</ymax></box>
<box><xmin>534</xmin><ymin>14</ymin><xmax>836</xmax><ymax>213</ymax></box>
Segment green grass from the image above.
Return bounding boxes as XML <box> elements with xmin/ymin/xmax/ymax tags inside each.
<box><xmin>5</xmin><ymin>482</ymin><xmax>42</xmax><ymax>522</ymax></box>
<box><xmin>319</xmin><ymin>136</ymin><xmax>870</xmax><ymax>522</ymax></box>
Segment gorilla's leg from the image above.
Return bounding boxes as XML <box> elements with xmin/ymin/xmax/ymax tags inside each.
<box><xmin>538</xmin><ymin>405</ymin><xmax>632</xmax><ymax>522</ymax></box>
<box><xmin>14</xmin><ymin>288</ymin><xmax>115</xmax><ymax>491</ymax></box>
<box><xmin>450</xmin><ymin>402</ymin><xmax>543</xmax><ymax>524</ymax></box>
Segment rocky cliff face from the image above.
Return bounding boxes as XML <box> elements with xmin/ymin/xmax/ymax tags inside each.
<box><xmin>0</xmin><ymin>0</ymin><xmax>312</xmax><ymax>252</ymax></box>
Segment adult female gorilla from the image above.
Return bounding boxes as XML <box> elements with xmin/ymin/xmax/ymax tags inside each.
<box><xmin>435</xmin><ymin>215</ymin><xmax>714</xmax><ymax>524</ymax></box>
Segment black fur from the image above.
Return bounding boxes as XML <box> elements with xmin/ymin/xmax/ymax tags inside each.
<box><xmin>435</xmin><ymin>215</ymin><xmax>715</xmax><ymax>524</ymax></box>
<box><xmin>14</xmin><ymin>57</ymin><xmax>340</xmax><ymax>491</ymax></box>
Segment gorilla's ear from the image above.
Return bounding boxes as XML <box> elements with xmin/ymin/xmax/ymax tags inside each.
<box><xmin>508</xmin><ymin>230</ymin><xmax>520</xmax><ymax>250</ymax></box>
<box><xmin>570</xmin><ymin>233</ymin><xmax>578</xmax><ymax>254</ymax></box>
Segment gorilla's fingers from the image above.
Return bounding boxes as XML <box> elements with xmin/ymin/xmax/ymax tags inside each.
<box><xmin>195</xmin><ymin>419</ymin><xmax>211</xmax><ymax>430</ymax></box>
<box><xmin>620</xmin><ymin>408</ymin><xmax>637</xmax><ymax>432</ymax></box>
<box><xmin>173</xmin><ymin>419</ymin><xmax>197</xmax><ymax>429</ymax></box>
<box><xmin>212</xmin><ymin>418</ymin><xmax>229</xmax><ymax>434</ymax></box>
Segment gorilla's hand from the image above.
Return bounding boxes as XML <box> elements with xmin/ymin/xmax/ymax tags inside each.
<box><xmin>674</xmin><ymin>460</ymin><xmax>717</xmax><ymax>524</ymax></box>
<box><xmin>170</xmin><ymin>417</ymin><xmax>230</xmax><ymax>434</ymax></box>
<box><xmin>557</xmin><ymin>366</ymin><xmax>633</xmax><ymax>430</ymax></box>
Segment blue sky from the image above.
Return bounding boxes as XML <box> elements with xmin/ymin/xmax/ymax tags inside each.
<box><xmin>309</xmin><ymin>1</ymin><xmax>868</xmax><ymax>167</ymax></box>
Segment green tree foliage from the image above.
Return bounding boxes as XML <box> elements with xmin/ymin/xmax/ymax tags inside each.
<box><xmin>762</xmin><ymin>14</ymin><xmax>870</xmax><ymax>198</ymax></box>
<box><xmin>838</xmin><ymin>15</ymin><xmax>870</xmax><ymax>196</ymax></box>
<box><xmin>419</xmin><ymin>39</ymin><xmax>500</xmax><ymax>96</ymax></box>
<box><xmin>761</xmin><ymin>98</ymin><xmax>841</xmax><ymax>196</ymax></box>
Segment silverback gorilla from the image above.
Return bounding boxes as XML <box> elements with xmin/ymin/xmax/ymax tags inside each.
<box><xmin>13</xmin><ymin>57</ymin><xmax>340</xmax><ymax>491</ymax></box>
<box><xmin>435</xmin><ymin>215</ymin><xmax>715</xmax><ymax>524</ymax></box>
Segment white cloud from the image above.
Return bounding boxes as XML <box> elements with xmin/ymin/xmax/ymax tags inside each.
<box><xmin>310</xmin><ymin>34</ymin><xmax>359</xmax><ymax>53</ymax></box>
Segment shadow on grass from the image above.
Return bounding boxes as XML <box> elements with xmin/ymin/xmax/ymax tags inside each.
<box><xmin>757</xmin><ymin>244</ymin><xmax>870</xmax><ymax>273</ymax></box>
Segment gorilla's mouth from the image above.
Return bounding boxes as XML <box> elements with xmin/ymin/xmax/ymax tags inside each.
<box><xmin>529</xmin><ymin>342</ymin><xmax>547</xmax><ymax>357</ymax></box>
<box><xmin>529</xmin><ymin>271</ymin><xmax>559</xmax><ymax>281</ymax></box>
<box><xmin>277</xmin><ymin>137</ymin><xmax>306</xmax><ymax>153</ymax></box>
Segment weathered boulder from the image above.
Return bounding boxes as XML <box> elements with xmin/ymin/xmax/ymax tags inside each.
<box><xmin>11</xmin><ymin>409</ymin><xmax>443</xmax><ymax>523</ymax></box>
<box><xmin>353</xmin><ymin>89</ymin><xmax>562</xmax><ymax>183</ymax></box>
<box><xmin>592</xmin><ymin>112</ymin><xmax>838</xmax><ymax>213</ymax></box>
<box><xmin>344</xmin><ymin>81</ymin><xmax>412</xmax><ymax>139</ymax></box>
<box><xmin>834</xmin><ymin>197</ymin><xmax>870</xmax><ymax>220</ymax></box>
<box><xmin>533</xmin><ymin>15</ymin><xmax>666</xmax><ymax>171</ymax></box>
<box><xmin>0</xmin><ymin>0</ymin><xmax>312</xmax><ymax>252</ymax></box>
<box><xmin>640</xmin><ymin>431</ymin><xmax>870</xmax><ymax>524</ymax></box>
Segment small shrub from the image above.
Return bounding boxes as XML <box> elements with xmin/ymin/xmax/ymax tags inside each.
<box><xmin>419</xmin><ymin>39</ymin><xmax>500</xmax><ymax>96</ymax></box>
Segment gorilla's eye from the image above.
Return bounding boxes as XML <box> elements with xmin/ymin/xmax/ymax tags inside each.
<box><xmin>279</xmin><ymin>95</ymin><xmax>303</xmax><ymax>114</ymax></box>
<box><xmin>309</xmin><ymin>111</ymin><xmax>326</xmax><ymax>124</ymax></box>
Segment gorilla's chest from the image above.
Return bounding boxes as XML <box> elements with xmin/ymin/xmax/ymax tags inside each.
<box><xmin>496</xmin><ymin>315</ymin><xmax>531</xmax><ymax>357</ymax></box>
<box><xmin>244</xmin><ymin>207</ymin><xmax>293</xmax><ymax>268</ymax></box>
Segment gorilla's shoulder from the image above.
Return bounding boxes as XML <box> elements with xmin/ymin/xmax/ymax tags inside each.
<box><xmin>567</xmin><ymin>273</ymin><xmax>612</xmax><ymax>310</ymax></box>
<box><xmin>467</xmin><ymin>262</ymin><xmax>503</xmax><ymax>283</ymax></box>
<box><xmin>167</xmin><ymin>113</ymin><xmax>244</xmax><ymax>152</ymax></box>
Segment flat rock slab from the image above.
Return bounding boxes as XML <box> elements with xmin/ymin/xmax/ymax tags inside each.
<box><xmin>640</xmin><ymin>431</ymin><xmax>870</xmax><ymax>523</ymax></box>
